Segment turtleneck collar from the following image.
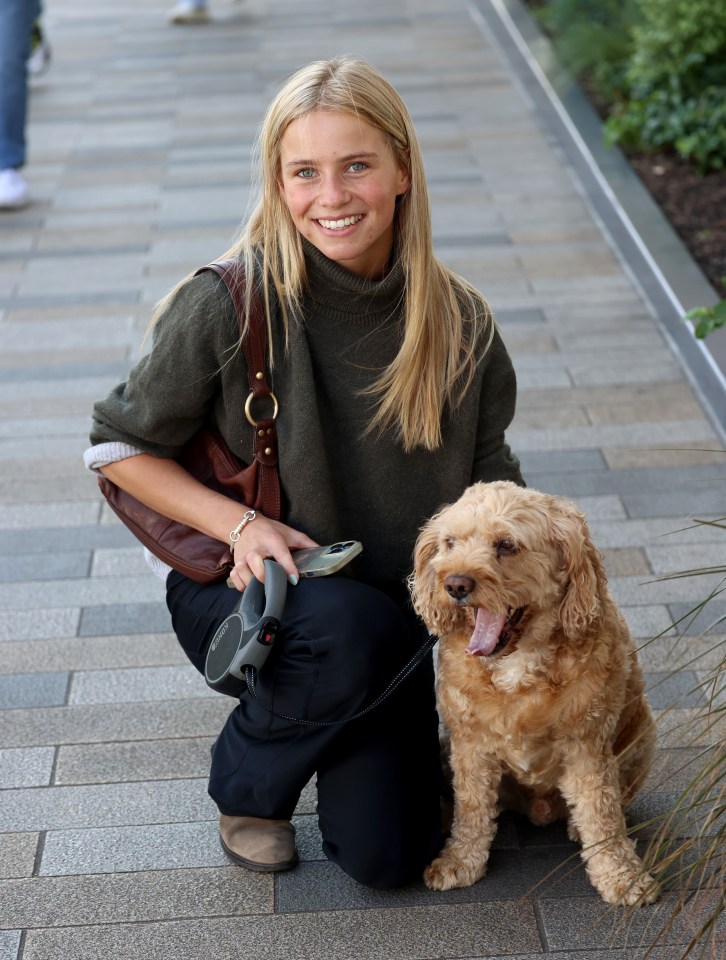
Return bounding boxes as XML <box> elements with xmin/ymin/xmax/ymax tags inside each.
<box><xmin>302</xmin><ymin>237</ymin><xmax>406</xmax><ymax>325</ymax></box>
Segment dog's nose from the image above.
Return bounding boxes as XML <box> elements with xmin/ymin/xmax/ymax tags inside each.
<box><xmin>445</xmin><ymin>575</ymin><xmax>475</xmax><ymax>600</ymax></box>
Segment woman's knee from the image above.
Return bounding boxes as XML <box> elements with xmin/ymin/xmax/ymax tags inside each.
<box><xmin>323</xmin><ymin>823</ymin><xmax>441</xmax><ymax>889</ymax></box>
<box><xmin>285</xmin><ymin>578</ymin><xmax>411</xmax><ymax>693</ymax></box>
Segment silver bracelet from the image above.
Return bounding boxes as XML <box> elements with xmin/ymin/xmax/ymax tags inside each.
<box><xmin>229</xmin><ymin>510</ymin><xmax>256</xmax><ymax>547</ymax></box>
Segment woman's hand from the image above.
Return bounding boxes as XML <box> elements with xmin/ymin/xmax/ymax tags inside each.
<box><xmin>228</xmin><ymin>513</ymin><xmax>318</xmax><ymax>590</ymax></box>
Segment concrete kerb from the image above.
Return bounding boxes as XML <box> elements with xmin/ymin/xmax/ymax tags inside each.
<box><xmin>470</xmin><ymin>0</ymin><xmax>726</xmax><ymax>444</ymax></box>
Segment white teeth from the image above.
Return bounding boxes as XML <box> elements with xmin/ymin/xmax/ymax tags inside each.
<box><xmin>318</xmin><ymin>215</ymin><xmax>363</xmax><ymax>230</ymax></box>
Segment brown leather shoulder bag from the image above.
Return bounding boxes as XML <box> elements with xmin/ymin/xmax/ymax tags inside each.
<box><xmin>96</xmin><ymin>260</ymin><xmax>281</xmax><ymax>583</ymax></box>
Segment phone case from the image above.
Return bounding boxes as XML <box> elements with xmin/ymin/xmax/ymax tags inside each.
<box><xmin>292</xmin><ymin>541</ymin><xmax>363</xmax><ymax>578</ymax></box>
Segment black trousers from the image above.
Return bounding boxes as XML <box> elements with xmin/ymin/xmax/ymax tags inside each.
<box><xmin>166</xmin><ymin>571</ymin><xmax>443</xmax><ymax>889</ymax></box>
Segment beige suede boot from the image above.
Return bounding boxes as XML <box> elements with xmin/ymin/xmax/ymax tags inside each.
<box><xmin>219</xmin><ymin>814</ymin><xmax>298</xmax><ymax>872</ymax></box>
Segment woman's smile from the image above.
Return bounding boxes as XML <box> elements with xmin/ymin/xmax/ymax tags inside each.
<box><xmin>316</xmin><ymin>214</ymin><xmax>364</xmax><ymax>231</ymax></box>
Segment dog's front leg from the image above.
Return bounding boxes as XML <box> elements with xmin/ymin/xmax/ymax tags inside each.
<box><xmin>424</xmin><ymin>736</ymin><xmax>502</xmax><ymax>890</ymax></box>
<box><xmin>559</xmin><ymin>749</ymin><xmax>658</xmax><ymax>906</ymax></box>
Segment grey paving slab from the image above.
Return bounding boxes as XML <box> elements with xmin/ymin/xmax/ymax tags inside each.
<box><xmin>0</xmin><ymin>500</ymin><xmax>98</xmax><ymax>528</ymax></box>
<box><xmin>670</xmin><ymin>601</ymin><xmax>726</xmax><ymax>636</ymax></box>
<box><xmin>277</xmin><ymin>847</ymin><xmax>592</xmax><ymax>914</ymax></box>
<box><xmin>0</xmin><ymin>699</ymin><xmax>232</xmax><ymax>749</ymax></box>
<box><xmin>0</xmin><ymin>933</ymin><xmax>20</xmax><ymax>960</ymax></box>
<box><xmin>20</xmin><ymin>903</ymin><xmax>542</xmax><ymax>960</ymax></box>
<box><xmin>508</xmin><ymin>420</ymin><xmax>717</xmax><ymax>453</ymax></box>
<box><xmin>0</xmin><ymin>551</ymin><xmax>89</xmax><ymax>582</ymax></box>
<box><xmin>0</xmin><ymin>634</ymin><xmax>183</xmax><ymax>676</ymax></box>
<box><xmin>519</xmin><ymin>450</ymin><xmax>607</xmax><ymax>475</ymax></box>
<box><xmin>537</xmin><ymin>892</ymin><xmax>714</xmax><ymax>951</ymax></box>
<box><xmin>0</xmin><ymin>576</ymin><xmax>163</xmax><ymax>611</ymax></box>
<box><xmin>0</xmin><ymin>361</ymin><xmax>130</xmax><ymax>384</ymax></box>
<box><xmin>609</xmin><ymin>575</ymin><xmax>725</xmax><ymax>606</ymax></box>
<box><xmin>0</xmin><ymin>524</ymin><xmax>135</xmax><ymax>556</ymax></box>
<box><xmin>0</xmin><ymin>833</ymin><xmax>39</xmax><ymax>879</ymax></box>
<box><xmin>54</xmin><ymin>737</ymin><xmax>213</xmax><ymax>785</ymax></box>
<box><xmin>39</xmin><ymin>820</ymin><xmax>225</xmax><ymax>875</ymax></box>
<box><xmin>0</xmin><ymin>866</ymin><xmax>272</xmax><ymax>928</ymax></box>
<box><xmin>0</xmin><ymin>608</ymin><xmax>80</xmax><ymax>643</ymax></box>
<box><xmin>448</xmin><ymin>952</ymin><xmax>686</xmax><ymax>960</ymax></box>
<box><xmin>0</xmin><ymin>672</ymin><xmax>69</xmax><ymax>711</ymax></box>
<box><xmin>644</xmin><ymin>671</ymin><xmax>706</xmax><ymax>710</ymax></box>
<box><xmin>78</xmin><ymin>601</ymin><xmax>175</xmax><ymax>636</ymax></box>
<box><xmin>526</xmin><ymin>463</ymin><xmax>725</xmax><ymax>499</ymax></box>
<box><xmin>68</xmin><ymin>664</ymin><xmax>211</xmax><ymax>705</ymax></box>
<box><xmin>0</xmin><ymin>746</ymin><xmax>55</xmax><ymax>788</ymax></box>
<box><xmin>620</xmin><ymin>606</ymin><xmax>677</xmax><ymax>641</ymax></box>
<box><xmin>90</xmin><ymin>546</ymin><xmax>159</xmax><ymax>577</ymax></box>
<box><xmin>624</xmin><ymin>489</ymin><xmax>726</xmax><ymax>519</ymax></box>
<box><xmin>0</xmin><ymin>778</ymin><xmax>214</xmax><ymax>833</ymax></box>
<box><xmin>645</xmin><ymin>542</ymin><xmax>726</xmax><ymax>576</ymax></box>
<box><xmin>588</xmin><ymin>516</ymin><xmax>726</xmax><ymax>549</ymax></box>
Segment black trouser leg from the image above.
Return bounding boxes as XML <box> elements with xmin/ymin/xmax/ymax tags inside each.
<box><xmin>166</xmin><ymin>572</ymin><xmax>443</xmax><ymax>888</ymax></box>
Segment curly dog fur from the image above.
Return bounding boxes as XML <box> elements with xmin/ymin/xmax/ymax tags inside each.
<box><xmin>410</xmin><ymin>481</ymin><xmax>657</xmax><ymax>905</ymax></box>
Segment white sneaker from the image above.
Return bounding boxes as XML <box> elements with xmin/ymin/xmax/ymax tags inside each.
<box><xmin>168</xmin><ymin>2</ymin><xmax>210</xmax><ymax>23</ymax></box>
<box><xmin>28</xmin><ymin>39</ymin><xmax>52</xmax><ymax>76</ymax></box>
<box><xmin>0</xmin><ymin>169</ymin><xmax>29</xmax><ymax>210</ymax></box>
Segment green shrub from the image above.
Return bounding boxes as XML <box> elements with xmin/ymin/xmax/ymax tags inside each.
<box><xmin>605</xmin><ymin>0</ymin><xmax>726</xmax><ymax>172</ymax></box>
<box><xmin>684</xmin><ymin>280</ymin><xmax>726</xmax><ymax>339</ymax></box>
<box><xmin>535</xmin><ymin>0</ymin><xmax>639</xmax><ymax>99</ymax></box>
<box><xmin>606</xmin><ymin>79</ymin><xmax>726</xmax><ymax>172</ymax></box>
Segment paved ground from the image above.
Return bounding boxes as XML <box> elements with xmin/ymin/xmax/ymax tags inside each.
<box><xmin>0</xmin><ymin>1</ymin><xmax>724</xmax><ymax>958</ymax></box>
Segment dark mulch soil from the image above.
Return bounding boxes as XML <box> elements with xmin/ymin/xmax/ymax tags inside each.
<box><xmin>628</xmin><ymin>154</ymin><xmax>726</xmax><ymax>296</ymax></box>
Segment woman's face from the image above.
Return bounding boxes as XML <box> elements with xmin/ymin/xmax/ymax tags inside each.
<box><xmin>278</xmin><ymin>109</ymin><xmax>410</xmax><ymax>279</ymax></box>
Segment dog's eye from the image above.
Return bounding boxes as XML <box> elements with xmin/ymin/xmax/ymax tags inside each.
<box><xmin>495</xmin><ymin>538</ymin><xmax>518</xmax><ymax>558</ymax></box>
<box><xmin>443</xmin><ymin>536</ymin><xmax>456</xmax><ymax>551</ymax></box>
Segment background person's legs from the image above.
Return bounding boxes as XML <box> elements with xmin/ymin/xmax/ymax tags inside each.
<box><xmin>0</xmin><ymin>0</ymin><xmax>35</xmax><ymax>207</ymax></box>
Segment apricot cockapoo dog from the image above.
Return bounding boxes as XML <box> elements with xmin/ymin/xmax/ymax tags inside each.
<box><xmin>410</xmin><ymin>481</ymin><xmax>658</xmax><ymax>905</ymax></box>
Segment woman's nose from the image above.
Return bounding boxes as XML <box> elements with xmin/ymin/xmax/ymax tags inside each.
<box><xmin>318</xmin><ymin>173</ymin><xmax>349</xmax><ymax>206</ymax></box>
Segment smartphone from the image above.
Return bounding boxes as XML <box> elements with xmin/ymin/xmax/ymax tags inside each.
<box><xmin>292</xmin><ymin>540</ymin><xmax>363</xmax><ymax>578</ymax></box>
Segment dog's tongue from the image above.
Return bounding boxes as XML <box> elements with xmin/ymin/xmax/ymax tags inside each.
<box><xmin>466</xmin><ymin>608</ymin><xmax>507</xmax><ymax>656</ymax></box>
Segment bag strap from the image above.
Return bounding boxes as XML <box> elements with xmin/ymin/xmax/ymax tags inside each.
<box><xmin>194</xmin><ymin>260</ymin><xmax>281</xmax><ymax>520</ymax></box>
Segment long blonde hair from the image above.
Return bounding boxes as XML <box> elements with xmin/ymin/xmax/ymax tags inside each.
<box><xmin>154</xmin><ymin>56</ymin><xmax>494</xmax><ymax>451</ymax></box>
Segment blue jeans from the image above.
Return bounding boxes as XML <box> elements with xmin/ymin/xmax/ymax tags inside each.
<box><xmin>0</xmin><ymin>0</ymin><xmax>36</xmax><ymax>169</ymax></box>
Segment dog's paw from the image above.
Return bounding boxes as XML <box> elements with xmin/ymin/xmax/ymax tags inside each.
<box><xmin>596</xmin><ymin>868</ymin><xmax>659</xmax><ymax>906</ymax></box>
<box><xmin>423</xmin><ymin>854</ymin><xmax>484</xmax><ymax>891</ymax></box>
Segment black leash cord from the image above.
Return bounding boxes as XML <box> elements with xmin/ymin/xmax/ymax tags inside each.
<box><xmin>243</xmin><ymin>633</ymin><xmax>439</xmax><ymax>726</ymax></box>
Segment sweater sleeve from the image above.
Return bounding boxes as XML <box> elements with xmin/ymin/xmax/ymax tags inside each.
<box><xmin>471</xmin><ymin>326</ymin><xmax>525</xmax><ymax>486</ymax></box>
<box><xmin>89</xmin><ymin>270</ymin><xmax>238</xmax><ymax>457</ymax></box>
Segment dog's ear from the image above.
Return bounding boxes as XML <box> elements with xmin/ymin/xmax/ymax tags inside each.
<box><xmin>409</xmin><ymin>518</ymin><xmax>464</xmax><ymax>636</ymax></box>
<box><xmin>546</xmin><ymin>499</ymin><xmax>605</xmax><ymax>639</ymax></box>
<box><xmin>408</xmin><ymin>521</ymin><xmax>441</xmax><ymax>629</ymax></box>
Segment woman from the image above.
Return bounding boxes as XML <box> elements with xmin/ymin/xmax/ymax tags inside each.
<box><xmin>86</xmin><ymin>56</ymin><xmax>523</xmax><ymax>888</ymax></box>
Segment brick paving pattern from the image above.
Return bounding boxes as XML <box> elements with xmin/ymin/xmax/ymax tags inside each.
<box><xmin>0</xmin><ymin>1</ymin><xmax>723</xmax><ymax>958</ymax></box>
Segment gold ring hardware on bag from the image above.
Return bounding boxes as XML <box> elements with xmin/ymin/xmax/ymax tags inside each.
<box><xmin>245</xmin><ymin>390</ymin><xmax>279</xmax><ymax>426</ymax></box>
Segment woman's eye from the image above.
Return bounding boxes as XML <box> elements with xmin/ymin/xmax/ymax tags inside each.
<box><xmin>296</xmin><ymin>168</ymin><xmax>316</xmax><ymax>179</ymax></box>
<box><xmin>348</xmin><ymin>161</ymin><xmax>367</xmax><ymax>173</ymax></box>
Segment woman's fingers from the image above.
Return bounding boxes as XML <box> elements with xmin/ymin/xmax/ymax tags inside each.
<box><xmin>230</xmin><ymin>521</ymin><xmax>319</xmax><ymax>589</ymax></box>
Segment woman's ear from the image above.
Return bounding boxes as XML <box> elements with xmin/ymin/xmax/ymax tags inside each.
<box><xmin>396</xmin><ymin>148</ymin><xmax>411</xmax><ymax>197</ymax></box>
<box><xmin>547</xmin><ymin>499</ymin><xmax>604</xmax><ymax>639</ymax></box>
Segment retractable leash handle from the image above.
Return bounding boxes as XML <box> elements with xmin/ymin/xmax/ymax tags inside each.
<box><xmin>204</xmin><ymin>559</ymin><xmax>287</xmax><ymax>698</ymax></box>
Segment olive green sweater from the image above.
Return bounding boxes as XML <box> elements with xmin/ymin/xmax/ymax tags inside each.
<box><xmin>91</xmin><ymin>244</ymin><xmax>522</xmax><ymax>589</ymax></box>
